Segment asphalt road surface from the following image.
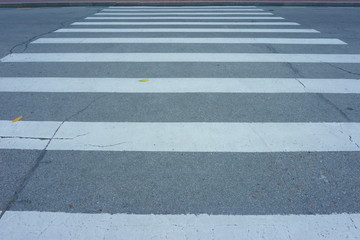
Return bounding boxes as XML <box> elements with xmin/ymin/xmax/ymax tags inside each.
<box><xmin>0</xmin><ymin>5</ymin><xmax>360</xmax><ymax>239</ymax></box>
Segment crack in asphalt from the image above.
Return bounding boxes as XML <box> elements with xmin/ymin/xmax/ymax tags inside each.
<box><xmin>8</xmin><ymin>20</ymin><xmax>66</xmax><ymax>55</ymax></box>
<box><xmin>265</xmin><ymin>44</ymin><xmax>353</xmax><ymax>123</ymax></box>
<box><xmin>86</xmin><ymin>142</ymin><xmax>128</xmax><ymax>148</ymax></box>
<box><xmin>348</xmin><ymin>135</ymin><xmax>360</xmax><ymax>149</ymax></box>
<box><xmin>265</xmin><ymin>44</ymin><xmax>307</xmax><ymax>80</ymax></box>
<box><xmin>295</xmin><ymin>78</ymin><xmax>306</xmax><ymax>89</ymax></box>
<box><xmin>265</xmin><ymin>45</ymin><xmax>278</xmax><ymax>54</ymax></box>
<box><xmin>0</xmin><ymin>133</ymin><xmax>89</xmax><ymax>141</ymax></box>
<box><xmin>316</xmin><ymin>93</ymin><xmax>351</xmax><ymax>122</ymax></box>
<box><xmin>0</xmin><ymin>94</ymin><xmax>107</xmax><ymax>219</ymax></box>
<box><xmin>276</xmin><ymin>51</ymin><xmax>353</xmax><ymax>123</ymax></box>
<box><xmin>349</xmin><ymin>216</ymin><xmax>359</xmax><ymax>229</ymax></box>
<box><xmin>326</xmin><ymin>62</ymin><xmax>360</xmax><ymax>76</ymax></box>
<box><xmin>285</xmin><ymin>62</ymin><xmax>304</xmax><ymax>78</ymax></box>
<box><xmin>8</xmin><ymin>8</ymin><xmax>102</xmax><ymax>55</ymax></box>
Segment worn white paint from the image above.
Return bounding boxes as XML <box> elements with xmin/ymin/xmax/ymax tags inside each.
<box><xmin>103</xmin><ymin>8</ymin><xmax>265</xmax><ymax>12</ymax></box>
<box><xmin>55</xmin><ymin>28</ymin><xmax>316</xmax><ymax>33</ymax></box>
<box><xmin>0</xmin><ymin>121</ymin><xmax>59</xmax><ymax>139</ymax></box>
<box><xmin>109</xmin><ymin>6</ymin><xmax>258</xmax><ymax>9</ymax></box>
<box><xmin>0</xmin><ymin>121</ymin><xmax>60</xmax><ymax>150</ymax></box>
<box><xmin>0</xmin><ymin>211</ymin><xmax>359</xmax><ymax>240</ymax></box>
<box><xmin>32</xmin><ymin>38</ymin><xmax>345</xmax><ymax>45</ymax></box>
<box><xmin>0</xmin><ymin>78</ymin><xmax>358</xmax><ymax>93</ymax></box>
<box><xmin>86</xmin><ymin>16</ymin><xmax>284</xmax><ymax>20</ymax></box>
<box><xmin>72</xmin><ymin>21</ymin><xmax>300</xmax><ymax>25</ymax></box>
<box><xmin>3</xmin><ymin>53</ymin><xmax>360</xmax><ymax>63</ymax></box>
<box><xmin>1</xmin><ymin>121</ymin><xmax>360</xmax><ymax>152</ymax></box>
<box><xmin>95</xmin><ymin>12</ymin><xmax>273</xmax><ymax>15</ymax></box>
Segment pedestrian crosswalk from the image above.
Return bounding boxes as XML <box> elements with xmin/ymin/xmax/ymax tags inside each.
<box><xmin>1</xmin><ymin>5</ymin><xmax>360</xmax><ymax>239</ymax></box>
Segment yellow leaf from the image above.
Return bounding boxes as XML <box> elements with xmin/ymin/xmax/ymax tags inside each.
<box><xmin>12</xmin><ymin>116</ymin><xmax>23</xmax><ymax>122</ymax></box>
<box><xmin>139</xmin><ymin>78</ymin><xmax>150</xmax><ymax>82</ymax></box>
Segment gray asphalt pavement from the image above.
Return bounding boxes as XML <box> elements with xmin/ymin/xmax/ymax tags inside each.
<box><xmin>0</xmin><ymin>4</ymin><xmax>360</xmax><ymax>228</ymax></box>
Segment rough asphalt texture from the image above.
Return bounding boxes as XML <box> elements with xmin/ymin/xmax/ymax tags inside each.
<box><xmin>1</xmin><ymin>6</ymin><xmax>360</xmax><ymax>215</ymax></box>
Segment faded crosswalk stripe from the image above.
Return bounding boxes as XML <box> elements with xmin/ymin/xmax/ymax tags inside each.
<box><xmin>108</xmin><ymin>6</ymin><xmax>258</xmax><ymax>8</ymax></box>
<box><xmin>0</xmin><ymin>78</ymin><xmax>358</xmax><ymax>93</ymax></box>
<box><xmin>1</xmin><ymin>121</ymin><xmax>360</xmax><ymax>152</ymax></box>
<box><xmin>72</xmin><ymin>21</ymin><xmax>300</xmax><ymax>25</ymax></box>
<box><xmin>55</xmin><ymin>28</ymin><xmax>319</xmax><ymax>33</ymax></box>
<box><xmin>102</xmin><ymin>8</ymin><xmax>265</xmax><ymax>12</ymax></box>
<box><xmin>0</xmin><ymin>211</ymin><xmax>359</xmax><ymax>240</ymax></box>
<box><xmin>3</xmin><ymin>53</ymin><xmax>360</xmax><ymax>63</ymax></box>
<box><xmin>95</xmin><ymin>12</ymin><xmax>274</xmax><ymax>15</ymax></box>
<box><xmin>86</xmin><ymin>16</ymin><xmax>284</xmax><ymax>20</ymax></box>
<box><xmin>32</xmin><ymin>38</ymin><xmax>345</xmax><ymax>44</ymax></box>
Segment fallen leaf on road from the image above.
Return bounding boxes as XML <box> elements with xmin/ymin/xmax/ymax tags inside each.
<box><xmin>12</xmin><ymin>116</ymin><xmax>23</xmax><ymax>122</ymax></box>
<box><xmin>139</xmin><ymin>78</ymin><xmax>150</xmax><ymax>82</ymax></box>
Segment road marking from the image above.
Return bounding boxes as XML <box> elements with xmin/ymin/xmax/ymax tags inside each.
<box><xmin>3</xmin><ymin>53</ymin><xmax>360</xmax><ymax>63</ymax></box>
<box><xmin>0</xmin><ymin>211</ymin><xmax>359</xmax><ymax>240</ymax></box>
<box><xmin>0</xmin><ymin>78</ymin><xmax>358</xmax><ymax>93</ymax></box>
<box><xmin>55</xmin><ymin>28</ymin><xmax>318</xmax><ymax>33</ymax></box>
<box><xmin>102</xmin><ymin>9</ymin><xmax>265</xmax><ymax>12</ymax></box>
<box><xmin>86</xmin><ymin>16</ymin><xmax>284</xmax><ymax>20</ymax></box>
<box><xmin>1</xmin><ymin>121</ymin><xmax>360</xmax><ymax>152</ymax></box>
<box><xmin>32</xmin><ymin>38</ymin><xmax>345</xmax><ymax>45</ymax></box>
<box><xmin>109</xmin><ymin>6</ymin><xmax>258</xmax><ymax>9</ymax></box>
<box><xmin>72</xmin><ymin>21</ymin><xmax>300</xmax><ymax>26</ymax></box>
<box><xmin>0</xmin><ymin>121</ymin><xmax>60</xmax><ymax>150</ymax></box>
<box><xmin>95</xmin><ymin>12</ymin><xmax>273</xmax><ymax>15</ymax></box>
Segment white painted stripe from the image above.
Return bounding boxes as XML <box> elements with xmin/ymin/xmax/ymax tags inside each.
<box><xmin>108</xmin><ymin>6</ymin><xmax>256</xmax><ymax>10</ymax></box>
<box><xmin>109</xmin><ymin>6</ymin><xmax>258</xmax><ymax>9</ymax></box>
<box><xmin>0</xmin><ymin>78</ymin><xmax>358</xmax><ymax>94</ymax></box>
<box><xmin>0</xmin><ymin>121</ymin><xmax>60</xmax><ymax>150</ymax></box>
<box><xmin>72</xmin><ymin>21</ymin><xmax>300</xmax><ymax>26</ymax></box>
<box><xmin>1</xmin><ymin>121</ymin><xmax>360</xmax><ymax>152</ymax></box>
<box><xmin>32</xmin><ymin>38</ymin><xmax>345</xmax><ymax>45</ymax></box>
<box><xmin>86</xmin><ymin>16</ymin><xmax>284</xmax><ymax>20</ymax></box>
<box><xmin>1</xmin><ymin>211</ymin><xmax>359</xmax><ymax>240</ymax></box>
<box><xmin>3</xmin><ymin>53</ymin><xmax>360</xmax><ymax>63</ymax></box>
<box><xmin>103</xmin><ymin>8</ymin><xmax>265</xmax><ymax>12</ymax></box>
<box><xmin>55</xmin><ymin>28</ymin><xmax>318</xmax><ymax>33</ymax></box>
<box><xmin>95</xmin><ymin>12</ymin><xmax>273</xmax><ymax>15</ymax></box>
